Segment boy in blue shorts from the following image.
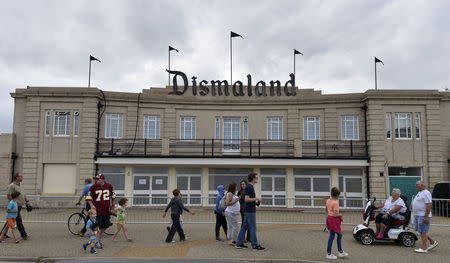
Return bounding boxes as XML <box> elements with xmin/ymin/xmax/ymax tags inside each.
<box><xmin>82</xmin><ymin>209</ymin><xmax>98</xmax><ymax>254</ymax></box>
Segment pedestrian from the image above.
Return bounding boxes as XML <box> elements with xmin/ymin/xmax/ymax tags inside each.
<box><xmin>76</xmin><ymin>178</ymin><xmax>93</xmax><ymax>236</ymax></box>
<box><xmin>164</xmin><ymin>189</ymin><xmax>195</xmax><ymax>243</ymax></box>
<box><xmin>3</xmin><ymin>173</ymin><xmax>31</xmax><ymax>240</ymax></box>
<box><xmin>412</xmin><ymin>181</ymin><xmax>438</xmax><ymax>253</ymax></box>
<box><xmin>225</xmin><ymin>182</ymin><xmax>240</xmax><ymax>245</ymax></box>
<box><xmin>214</xmin><ymin>185</ymin><xmax>228</xmax><ymax>241</ymax></box>
<box><xmin>325</xmin><ymin>187</ymin><xmax>348</xmax><ymax>260</ymax></box>
<box><xmin>86</xmin><ymin>173</ymin><xmax>116</xmax><ymax>249</ymax></box>
<box><xmin>237</xmin><ymin>180</ymin><xmax>250</xmax><ymax>242</ymax></box>
<box><xmin>235</xmin><ymin>172</ymin><xmax>265</xmax><ymax>251</ymax></box>
<box><xmin>0</xmin><ymin>191</ymin><xmax>21</xmax><ymax>243</ymax></box>
<box><xmin>112</xmin><ymin>198</ymin><xmax>132</xmax><ymax>242</ymax></box>
<box><xmin>82</xmin><ymin>209</ymin><xmax>99</xmax><ymax>254</ymax></box>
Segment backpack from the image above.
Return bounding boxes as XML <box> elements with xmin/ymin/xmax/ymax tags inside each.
<box><xmin>219</xmin><ymin>194</ymin><xmax>227</xmax><ymax>211</ymax></box>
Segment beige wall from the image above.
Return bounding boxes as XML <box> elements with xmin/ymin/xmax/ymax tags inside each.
<box><xmin>9</xmin><ymin>87</ymin><xmax>450</xmax><ymax>197</ymax></box>
<box><xmin>0</xmin><ymin>134</ymin><xmax>15</xmax><ymax>192</ymax></box>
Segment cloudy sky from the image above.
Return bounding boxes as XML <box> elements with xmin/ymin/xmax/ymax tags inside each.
<box><xmin>1</xmin><ymin>0</ymin><xmax>449</xmax><ymax>133</ymax></box>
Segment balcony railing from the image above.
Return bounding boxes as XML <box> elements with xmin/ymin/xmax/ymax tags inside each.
<box><xmin>96</xmin><ymin>138</ymin><xmax>368</xmax><ymax>158</ymax></box>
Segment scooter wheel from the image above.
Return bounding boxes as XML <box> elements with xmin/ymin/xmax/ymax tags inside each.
<box><xmin>399</xmin><ymin>233</ymin><xmax>416</xmax><ymax>247</ymax></box>
<box><xmin>358</xmin><ymin>231</ymin><xmax>374</xmax><ymax>245</ymax></box>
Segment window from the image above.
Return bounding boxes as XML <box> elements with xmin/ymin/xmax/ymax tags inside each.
<box><xmin>338</xmin><ymin>169</ymin><xmax>363</xmax><ymax>208</ymax></box>
<box><xmin>267</xmin><ymin>117</ymin><xmax>283</xmax><ymax>140</ymax></box>
<box><xmin>242</xmin><ymin>118</ymin><xmax>249</xmax><ymax>140</ymax></box>
<box><xmin>208</xmin><ymin>168</ymin><xmax>252</xmax><ymax>205</ymax></box>
<box><xmin>105</xmin><ymin>114</ymin><xmax>123</xmax><ymax>138</ymax></box>
<box><xmin>415</xmin><ymin>113</ymin><xmax>421</xmax><ymax>139</ymax></box>
<box><xmin>294</xmin><ymin>168</ymin><xmax>330</xmax><ymax>207</ymax></box>
<box><xmin>303</xmin><ymin>117</ymin><xmax>320</xmax><ymax>140</ymax></box>
<box><xmin>395</xmin><ymin>113</ymin><xmax>412</xmax><ymax>139</ymax></box>
<box><xmin>385</xmin><ymin>113</ymin><xmax>392</xmax><ymax>139</ymax></box>
<box><xmin>180</xmin><ymin>117</ymin><xmax>196</xmax><ymax>140</ymax></box>
<box><xmin>223</xmin><ymin>118</ymin><xmax>240</xmax><ymax>150</ymax></box>
<box><xmin>144</xmin><ymin>116</ymin><xmax>160</xmax><ymax>139</ymax></box>
<box><xmin>53</xmin><ymin>111</ymin><xmax>71</xmax><ymax>136</ymax></box>
<box><xmin>261</xmin><ymin>168</ymin><xmax>286</xmax><ymax>207</ymax></box>
<box><xmin>133</xmin><ymin>167</ymin><xmax>169</xmax><ymax>206</ymax></box>
<box><xmin>214</xmin><ymin>118</ymin><xmax>221</xmax><ymax>139</ymax></box>
<box><xmin>341</xmin><ymin>115</ymin><xmax>359</xmax><ymax>140</ymax></box>
<box><xmin>176</xmin><ymin>168</ymin><xmax>202</xmax><ymax>205</ymax></box>
<box><xmin>44</xmin><ymin>111</ymin><xmax>52</xmax><ymax>136</ymax></box>
<box><xmin>73</xmin><ymin>111</ymin><xmax>79</xmax><ymax>137</ymax></box>
<box><xmin>100</xmin><ymin>166</ymin><xmax>125</xmax><ymax>195</ymax></box>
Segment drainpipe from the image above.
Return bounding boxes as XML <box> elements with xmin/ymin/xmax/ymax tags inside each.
<box><xmin>95</xmin><ymin>99</ymin><xmax>103</xmax><ymax>176</ymax></box>
<box><xmin>362</xmin><ymin>104</ymin><xmax>371</xmax><ymax>198</ymax></box>
<box><xmin>10</xmin><ymin>152</ymin><xmax>17</xmax><ymax>183</ymax></box>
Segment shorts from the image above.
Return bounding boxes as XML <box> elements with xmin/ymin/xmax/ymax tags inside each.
<box><xmin>96</xmin><ymin>214</ymin><xmax>111</xmax><ymax>229</ymax></box>
<box><xmin>6</xmin><ymin>218</ymin><xmax>16</xmax><ymax>228</ymax></box>
<box><xmin>414</xmin><ymin>216</ymin><xmax>431</xmax><ymax>233</ymax></box>
<box><xmin>88</xmin><ymin>234</ymin><xmax>97</xmax><ymax>243</ymax></box>
<box><xmin>375</xmin><ymin>213</ymin><xmax>393</xmax><ymax>225</ymax></box>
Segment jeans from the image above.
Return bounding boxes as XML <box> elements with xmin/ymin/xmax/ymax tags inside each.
<box><xmin>225</xmin><ymin>211</ymin><xmax>239</xmax><ymax>241</ymax></box>
<box><xmin>236</xmin><ymin>212</ymin><xmax>258</xmax><ymax>248</ymax></box>
<box><xmin>240</xmin><ymin>211</ymin><xmax>250</xmax><ymax>241</ymax></box>
<box><xmin>215</xmin><ymin>211</ymin><xmax>227</xmax><ymax>238</ymax></box>
<box><xmin>165</xmin><ymin>214</ymin><xmax>185</xmax><ymax>242</ymax></box>
<box><xmin>327</xmin><ymin>230</ymin><xmax>342</xmax><ymax>254</ymax></box>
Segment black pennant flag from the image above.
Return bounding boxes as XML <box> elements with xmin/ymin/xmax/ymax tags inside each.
<box><xmin>90</xmin><ymin>55</ymin><xmax>101</xmax><ymax>62</ymax></box>
<box><xmin>294</xmin><ymin>49</ymin><xmax>303</xmax><ymax>55</ymax></box>
<box><xmin>375</xmin><ymin>57</ymin><xmax>384</xmax><ymax>65</ymax></box>
<box><xmin>169</xmin><ymin>46</ymin><xmax>179</xmax><ymax>52</ymax></box>
<box><xmin>231</xmin><ymin>31</ymin><xmax>243</xmax><ymax>38</ymax></box>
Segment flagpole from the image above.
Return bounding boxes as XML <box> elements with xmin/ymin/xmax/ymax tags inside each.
<box><xmin>88</xmin><ymin>59</ymin><xmax>92</xmax><ymax>88</ymax></box>
<box><xmin>168</xmin><ymin>48</ymin><xmax>171</xmax><ymax>87</ymax></box>
<box><xmin>230</xmin><ymin>35</ymin><xmax>233</xmax><ymax>85</ymax></box>
<box><xmin>374</xmin><ymin>57</ymin><xmax>377</xmax><ymax>90</ymax></box>
<box><xmin>294</xmin><ymin>51</ymin><xmax>296</xmax><ymax>85</ymax></box>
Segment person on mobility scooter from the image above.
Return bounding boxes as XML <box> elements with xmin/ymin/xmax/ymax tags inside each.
<box><xmin>353</xmin><ymin>189</ymin><xmax>417</xmax><ymax>247</ymax></box>
<box><xmin>374</xmin><ymin>188</ymin><xmax>407</xmax><ymax>239</ymax></box>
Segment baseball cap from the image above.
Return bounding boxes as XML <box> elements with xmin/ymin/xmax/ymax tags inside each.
<box><xmin>94</xmin><ymin>174</ymin><xmax>105</xmax><ymax>180</ymax></box>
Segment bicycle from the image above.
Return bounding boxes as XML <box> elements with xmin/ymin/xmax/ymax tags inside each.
<box><xmin>68</xmin><ymin>206</ymin><xmax>115</xmax><ymax>236</ymax></box>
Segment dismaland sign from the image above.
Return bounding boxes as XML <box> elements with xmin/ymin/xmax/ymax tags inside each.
<box><xmin>167</xmin><ymin>69</ymin><xmax>297</xmax><ymax>97</ymax></box>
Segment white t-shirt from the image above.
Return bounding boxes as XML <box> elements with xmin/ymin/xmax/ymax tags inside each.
<box><xmin>225</xmin><ymin>193</ymin><xmax>241</xmax><ymax>213</ymax></box>
<box><xmin>382</xmin><ymin>196</ymin><xmax>407</xmax><ymax>219</ymax></box>
<box><xmin>412</xmin><ymin>190</ymin><xmax>433</xmax><ymax>217</ymax></box>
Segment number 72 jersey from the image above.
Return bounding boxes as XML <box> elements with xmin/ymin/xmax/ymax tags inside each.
<box><xmin>86</xmin><ymin>183</ymin><xmax>115</xmax><ymax>215</ymax></box>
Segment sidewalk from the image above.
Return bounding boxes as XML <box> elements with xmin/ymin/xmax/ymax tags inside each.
<box><xmin>0</xmin><ymin>223</ymin><xmax>449</xmax><ymax>263</ymax></box>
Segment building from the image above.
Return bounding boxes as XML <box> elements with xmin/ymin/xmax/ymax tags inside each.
<box><xmin>7</xmin><ymin>84</ymin><xmax>450</xmax><ymax>207</ymax></box>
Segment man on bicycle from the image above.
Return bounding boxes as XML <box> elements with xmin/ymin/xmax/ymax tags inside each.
<box><xmin>86</xmin><ymin>174</ymin><xmax>115</xmax><ymax>249</ymax></box>
<box><xmin>76</xmin><ymin>178</ymin><xmax>93</xmax><ymax>236</ymax></box>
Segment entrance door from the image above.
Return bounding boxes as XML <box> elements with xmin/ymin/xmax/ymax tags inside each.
<box><xmin>388</xmin><ymin>167</ymin><xmax>422</xmax><ymax>203</ymax></box>
<box><xmin>223</xmin><ymin>118</ymin><xmax>240</xmax><ymax>153</ymax></box>
<box><xmin>133</xmin><ymin>167</ymin><xmax>168</xmax><ymax>206</ymax></box>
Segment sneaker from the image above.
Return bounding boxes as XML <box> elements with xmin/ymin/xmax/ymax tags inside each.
<box><xmin>166</xmin><ymin>240</ymin><xmax>176</xmax><ymax>243</ymax></box>
<box><xmin>230</xmin><ymin>241</ymin><xmax>237</xmax><ymax>246</ymax></box>
<box><xmin>253</xmin><ymin>245</ymin><xmax>266</xmax><ymax>251</ymax></box>
<box><xmin>95</xmin><ymin>242</ymin><xmax>103</xmax><ymax>249</ymax></box>
<box><xmin>22</xmin><ymin>235</ymin><xmax>29</xmax><ymax>240</ymax></box>
<box><xmin>428</xmin><ymin>241</ymin><xmax>438</xmax><ymax>251</ymax></box>
<box><xmin>338</xmin><ymin>251</ymin><xmax>349</xmax><ymax>258</ymax></box>
<box><xmin>414</xmin><ymin>248</ymin><xmax>428</xmax><ymax>253</ymax></box>
<box><xmin>326</xmin><ymin>254</ymin><xmax>338</xmax><ymax>260</ymax></box>
<box><xmin>216</xmin><ymin>237</ymin><xmax>224</xmax><ymax>242</ymax></box>
<box><xmin>235</xmin><ymin>244</ymin><xmax>248</xmax><ymax>249</ymax></box>
<box><xmin>90</xmin><ymin>248</ymin><xmax>97</xmax><ymax>254</ymax></box>
<box><xmin>83</xmin><ymin>243</ymin><xmax>89</xmax><ymax>251</ymax></box>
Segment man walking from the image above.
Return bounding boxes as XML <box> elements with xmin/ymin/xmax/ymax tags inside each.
<box><xmin>412</xmin><ymin>181</ymin><xmax>438</xmax><ymax>253</ymax></box>
<box><xmin>235</xmin><ymin>172</ymin><xmax>265</xmax><ymax>251</ymax></box>
<box><xmin>4</xmin><ymin>173</ymin><xmax>30</xmax><ymax>240</ymax></box>
<box><xmin>86</xmin><ymin>174</ymin><xmax>115</xmax><ymax>249</ymax></box>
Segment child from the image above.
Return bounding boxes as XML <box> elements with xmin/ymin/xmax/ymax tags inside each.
<box><xmin>112</xmin><ymin>198</ymin><xmax>132</xmax><ymax>242</ymax></box>
<box><xmin>163</xmin><ymin>189</ymin><xmax>195</xmax><ymax>243</ymax></box>
<box><xmin>82</xmin><ymin>209</ymin><xmax>98</xmax><ymax>254</ymax></box>
<box><xmin>0</xmin><ymin>191</ymin><xmax>21</xmax><ymax>243</ymax></box>
<box><xmin>325</xmin><ymin>187</ymin><xmax>348</xmax><ymax>260</ymax></box>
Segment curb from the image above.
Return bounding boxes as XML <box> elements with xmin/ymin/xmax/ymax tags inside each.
<box><xmin>0</xmin><ymin>257</ymin><xmax>43</xmax><ymax>262</ymax></box>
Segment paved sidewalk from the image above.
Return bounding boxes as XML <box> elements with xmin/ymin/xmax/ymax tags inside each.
<box><xmin>0</xmin><ymin>223</ymin><xmax>449</xmax><ymax>263</ymax></box>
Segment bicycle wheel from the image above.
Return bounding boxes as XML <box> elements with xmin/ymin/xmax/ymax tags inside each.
<box><xmin>68</xmin><ymin>213</ymin><xmax>87</xmax><ymax>235</ymax></box>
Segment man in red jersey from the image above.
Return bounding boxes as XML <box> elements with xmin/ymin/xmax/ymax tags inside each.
<box><xmin>86</xmin><ymin>174</ymin><xmax>115</xmax><ymax>248</ymax></box>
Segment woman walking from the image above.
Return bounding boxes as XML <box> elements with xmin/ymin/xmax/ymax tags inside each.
<box><xmin>325</xmin><ymin>187</ymin><xmax>348</xmax><ymax>260</ymax></box>
<box><xmin>214</xmin><ymin>185</ymin><xmax>227</xmax><ymax>241</ymax></box>
<box><xmin>225</xmin><ymin>182</ymin><xmax>240</xmax><ymax>245</ymax></box>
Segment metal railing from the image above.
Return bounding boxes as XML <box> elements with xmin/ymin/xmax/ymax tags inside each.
<box><xmin>97</xmin><ymin>138</ymin><xmax>162</xmax><ymax>156</ymax></box>
<box><xmin>302</xmin><ymin>140</ymin><xmax>367</xmax><ymax>158</ymax></box>
<box><xmin>1</xmin><ymin>196</ymin><xmax>448</xmax><ymax>226</ymax></box>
